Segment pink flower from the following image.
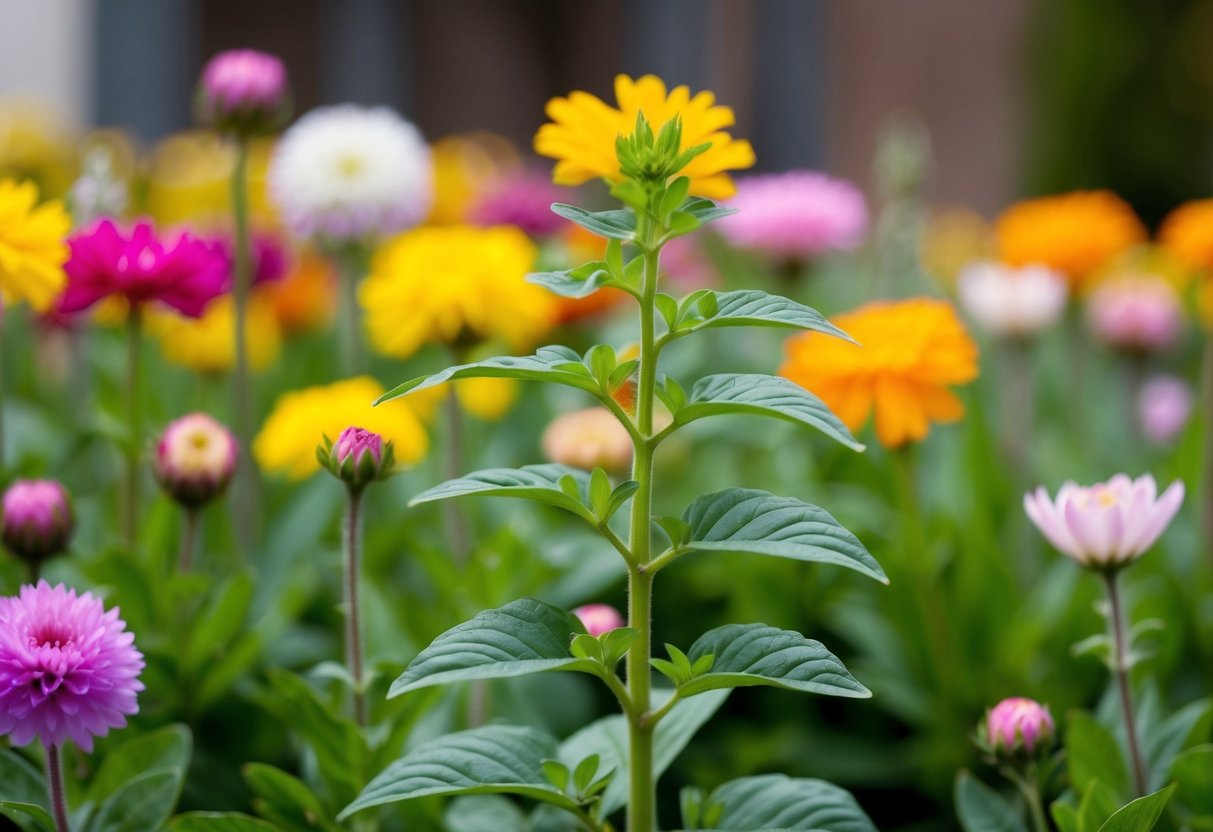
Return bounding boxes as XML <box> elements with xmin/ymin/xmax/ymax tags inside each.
<box><xmin>574</xmin><ymin>603</ymin><xmax>624</xmax><ymax>637</ymax></box>
<box><xmin>957</xmin><ymin>261</ymin><xmax>1067</xmax><ymax>338</ymax></box>
<box><xmin>542</xmin><ymin>408</ymin><xmax>633</xmax><ymax>473</ymax></box>
<box><xmin>1086</xmin><ymin>276</ymin><xmax>1184</xmax><ymax>353</ymax></box>
<box><xmin>720</xmin><ymin>170</ymin><xmax>869</xmax><ymax>262</ymax></box>
<box><xmin>155</xmin><ymin>413</ymin><xmax>238</xmax><ymax>508</ymax></box>
<box><xmin>214</xmin><ymin>231</ymin><xmax>289</xmax><ymax>286</ymax></box>
<box><xmin>1</xmin><ymin>480</ymin><xmax>73</xmax><ymax>565</ymax></box>
<box><xmin>469</xmin><ymin>170</ymin><xmax>567</xmax><ymax>238</ymax></box>
<box><xmin>0</xmin><ymin>581</ymin><xmax>144</xmax><ymax>751</ymax></box>
<box><xmin>322</xmin><ymin>427</ymin><xmax>393</xmax><ymax>492</ymax></box>
<box><xmin>197</xmin><ymin>49</ymin><xmax>289</xmax><ymax>136</ymax></box>
<box><xmin>1138</xmin><ymin>374</ymin><xmax>1192</xmax><ymax>445</ymax></box>
<box><xmin>984</xmin><ymin>697</ymin><xmax>1054</xmax><ymax>756</ymax></box>
<box><xmin>1024</xmin><ymin>473</ymin><xmax>1184</xmax><ymax>569</ymax></box>
<box><xmin>60</xmin><ymin>219</ymin><xmax>230</xmax><ymax>317</ymax></box>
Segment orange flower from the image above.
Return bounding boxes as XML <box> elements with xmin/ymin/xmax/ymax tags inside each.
<box><xmin>1159</xmin><ymin>199</ymin><xmax>1213</xmax><ymax>274</ymax></box>
<box><xmin>263</xmin><ymin>250</ymin><xmax>336</xmax><ymax>335</ymax></box>
<box><xmin>780</xmin><ymin>298</ymin><xmax>979</xmax><ymax>448</ymax></box>
<box><xmin>995</xmin><ymin>191</ymin><xmax>1145</xmax><ymax>285</ymax></box>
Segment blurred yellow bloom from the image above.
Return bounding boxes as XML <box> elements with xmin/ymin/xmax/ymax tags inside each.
<box><xmin>920</xmin><ymin>209</ymin><xmax>993</xmax><ymax>288</ymax></box>
<box><xmin>145</xmin><ymin>132</ymin><xmax>276</xmax><ymax>228</ymax></box>
<box><xmin>535</xmin><ymin>74</ymin><xmax>755</xmax><ymax>198</ymax></box>
<box><xmin>0</xmin><ymin>99</ymin><xmax>76</xmax><ymax>196</ymax></box>
<box><xmin>996</xmin><ymin>191</ymin><xmax>1145</xmax><ymax>286</ymax></box>
<box><xmin>254</xmin><ymin>376</ymin><xmax>429</xmax><ymax>479</ymax></box>
<box><xmin>781</xmin><ymin>298</ymin><xmax>979</xmax><ymax>448</ymax></box>
<box><xmin>426</xmin><ymin>133</ymin><xmax>520</xmax><ymax>225</ymax></box>
<box><xmin>1159</xmin><ymin>199</ymin><xmax>1213</xmax><ymax>274</ymax></box>
<box><xmin>0</xmin><ymin>179</ymin><xmax>70</xmax><ymax>311</ymax></box>
<box><xmin>360</xmin><ymin>224</ymin><xmax>556</xmax><ymax>359</ymax></box>
<box><xmin>455</xmin><ymin>378</ymin><xmax>518</xmax><ymax>421</ymax></box>
<box><xmin>149</xmin><ymin>292</ymin><xmax>282</xmax><ymax>374</ymax></box>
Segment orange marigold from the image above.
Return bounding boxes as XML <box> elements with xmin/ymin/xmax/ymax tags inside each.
<box><xmin>780</xmin><ymin>298</ymin><xmax>979</xmax><ymax>448</ymax></box>
<box><xmin>995</xmin><ymin>191</ymin><xmax>1145</xmax><ymax>285</ymax></box>
<box><xmin>1158</xmin><ymin>199</ymin><xmax>1213</xmax><ymax>273</ymax></box>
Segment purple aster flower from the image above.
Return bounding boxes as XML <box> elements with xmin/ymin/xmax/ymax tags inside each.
<box><xmin>469</xmin><ymin>169</ymin><xmax>567</xmax><ymax>238</ymax></box>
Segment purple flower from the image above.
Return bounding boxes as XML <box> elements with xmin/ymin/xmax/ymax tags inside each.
<box><xmin>574</xmin><ymin>603</ymin><xmax>625</xmax><ymax>637</ymax></box>
<box><xmin>0</xmin><ymin>582</ymin><xmax>144</xmax><ymax>751</ymax></box>
<box><xmin>1138</xmin><ymin>374</ymin><xmax>1192</xmax><ymax>445</ymax></box>
<box><xmin>197</xmin><ymin>49</ymin><xmax>290</xmax><ymax>137</ymax></box>
<box><xmin>1</xmin><ymin>480</ymin><xmax>73</xmax><ymax>565</ymax></box>
<box><xmin>720</xmin><ymin>170</ymin><xmax>869</xmax><ymax>262</ymax></box>
<box><xmin>983</xmin><ymin>697</ymin><xmax>1054</xmax><ymax>757</ymax></box>
<box><xmin>469</xmin><ymin>170</ymin><xmax>568</xmax><ymax>238</ymax></box>
<box><xmin>214</xmin><ymin>230</ymin><xmax>289</xmax><ymax>286</ymax></box>
<box><xmin>155</xmin><ymin>413</ymin><xmax>238</xmax><ymax>508</ymax></box>
<box><xmin>320</xmin><ymin>426</ymin><xmax>394</xmax><ymax>492</ymax></box>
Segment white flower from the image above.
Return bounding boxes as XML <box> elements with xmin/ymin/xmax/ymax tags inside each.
<box><xmin>268</xmin><ymin>104</ymin><xmax>432</xmax><ymax>244</ymax></box>
<box><xmin>957</xmin><ymin>261</ymin><xmax>1068</xmax><ymax>338</ymax></box>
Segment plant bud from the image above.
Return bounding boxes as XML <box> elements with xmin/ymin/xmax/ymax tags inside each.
<box><xmin>319</xmin><ymin>426</ymin><xmax>394</xmax><ymax>493</ymax></box>
<box><xmin>155</xmin><ymin>413</ymin><xmax>238</xmax><ymax>508</ymax></box>
<box><xmin>1</xmin><ymin>480</ymin><xmax>73</xmax><ymax>566</ymax></box>
<box><xmin>980</xmin><ymin>697</ymin><xmax>1055</xmax><ymax>759</ymax></box>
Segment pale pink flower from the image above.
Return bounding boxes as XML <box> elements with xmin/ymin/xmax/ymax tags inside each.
<box><xmin>1138</xmin><ymin>374</ymin><xmax>1192</xmax><ymax>445</ymax></box>
<box><xmin>541</xmin><ymin>408</ymin><xmax>633</xmax><ymax>473</ymax></box>
<box><xmin>957</xmin><ymin>261</ymin><xmax>1067</xmax><ymax>338</ymax></box>
<box><xmin>1086</xmin><ymin>276</ymin><xmax>1184</xmax><ymax>352</ymax></box>
<box><xmin>984</xmin><ymin>697</ymin><xmax>1054</xmax><ymax>755</ymax></box>
<box><xmin>574</xmin><ymin>603</ymin><xmax>624</xmax><ymax>637</ymax></box>
<box><xmin>155</xmin><ymin>413</ymin><xmax>238</xmax><ymax>508</ymax></box>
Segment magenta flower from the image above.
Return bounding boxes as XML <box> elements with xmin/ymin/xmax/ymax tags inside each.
<box><xmin>720</xmin><ymin>170</ymin><xmax>869</xmax><ymax>262</ymax></box>
<box><xmin>155</xmin><ymin>413</ymin><xmax>238</xmax><ymax>509</ymax></box>
<box><xmin>0</xmin><ymin>582</ymin><xmax>144</xmax><ymax>751</ymax></box>
<box><xmin>469</xmin><ymin>170</ymin><xmax>568</xmax><ymax>238</ymax></box>
<box><xmin>197</xmin><ymin>49</ymin><xmax>290</xmax><ymax>136</ymax></box>
<box><xmin>335</xmin><ymin>426</ymin><xmax>383</xmax><ymax>467</ymax></box>
<box><xmin>60</xmin><ymin>219</ymin><xmax>230</xmax><ymax>317</ymax></box>
<box><xmin>1</xmin><ymin>480</ymin><xmax>73</xmax><ymax>565</ymax></box>
<box><xmin>214</xmin><ymin>230</ymin><xmax>288</xmax><ymax>286</ymax></box>
<box><xmin>983</xmin><ymin>697</ymin><xmax>1054</xmax><ymax>756</ymax></box>
<box><xmin>320</xmin><ymin>426</ymin><xmax>394</xmax><ymax>492</ymax></box>
<box><xmin>1138</xmin><ymin>374</ymin><xmax>1193</xmax><ymax>445</ymax></box>
<box><xmin>1086</xmin><ymin>276</ymin><xmax>1184</xmax><ymax>353</ymax></box>
<box><xmin>574</xmin><ymin>603</ymin><xmax>625</xmax><ymax>637</ymax></box>
<box><xmin>1024</xmin><ymin>474</ymin><xmax>1184</xmax><ymax>570</ymax></box>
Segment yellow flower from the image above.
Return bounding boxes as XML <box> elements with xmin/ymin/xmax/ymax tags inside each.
<box><xmin>148</xmin><ymin>292</ymin><xmax>282</xmax><ymax>374</ymax></box>
<box><xmin>534</xmin><ymin>74</ymin><xmax>755</xmax><ymax>198</ymax></box>
<box><xmin>780</xmin><ymin>298</ymin><xmax>979</xmax><ymax>448</ymax></box>
<box><xmin>0</xmin><ymin>179</ymin><xmax>70</xmax><ymax>311</ymax></box>
<box><xmin>455</xmin><ymin>378</ymin><xmax>518</xmax><ymax>421</ymax></box>
<box><xmin>145</xmin><ymin>132</ymin><xmax>277</xmax><ymax>229</ymax></box>
<box><xmin>426</xmin><ymin>133</ymin><xmax>520</xmax><ymax>225</ymax></box>
<box><xmin>920</xmin><ymin>209</ymin><xmax>993</xmax><ymax>288</ymax></box>
<box><xmin>1159</xmin><ymin>199</ymin><xmax>1213</xmax><ymax>274</ymax></box>
<box><xmin>360</xmin><ymin>224</ymin><xmax>556</xmax><ymax>360</ymax></box>
<box><xmin>995</xmin><ymin>191</ymin><xmax>1145</xmax><ymax>286</ymax></box>
<box><xmin>254</xmin><ymin>376</ymin><xmax>429</xmax><ymax>479</ymax></box>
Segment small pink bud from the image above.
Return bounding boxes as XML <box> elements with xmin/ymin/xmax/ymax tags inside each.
<box><xmin>1138</xmin><ymin>374</ymin><xmax>1192</xmax><ymax>445</ymax></box>
<box><xmin>574</xmin><ymin>603</ymin><xmax>625</xmax><ymax>637</ymax></box>
<box><xmin>1</xmin><ymin>480</ymin><xmax>73</xmax><ymax>566</ymax></box>
<box><xmin>155</xmin><ymin>413</ymin><xmax>238</xmax><ymax>508</ymax></box>
<box><xmin>196</xmin><ymin>49</ymin><xmax>290</xmax><ymax>137</ymax></box>
<box><xmin>982</xmin><ymin>697</ymin><xmax>1055</xmax><ymax>758</ymax></box>
<box><xmin>320</xmin><ymin>427</ymin><xmax>394</xmax><ymax>492</ymax></box>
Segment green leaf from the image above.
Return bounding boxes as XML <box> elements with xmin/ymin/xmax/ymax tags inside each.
<box><xmin>182</xmin><ymin>573</ymin><xmax>253</xmax><ymax>673</ymax></box>
<box><xmin>389</xmin><ymin>598</ymin><xmax>596</xmax><ymax>697</ymax></box>
<box><xmin>0</xmin><ymin>802</ymin><xmax>53</xmax><ymax>831</ymax></box>
<box><xmin>409</xmin><ymin>465</ymin><xmax>596</xmax><ymax>523</ymax></box>
<box><xmin>88</xmin><ymin>724</ymin><xmax>192</xmax><ymax>804</ymax></box>
<box><xmin>954</xmin><ymin>771</ymin><xmax>1028</xmax><ymax>832</ymax></box>
<box><xmin>1068</xmin><ymin>711</ymin><xmax>1131</xmax><ymax>803</ymax></box>
<box><xmin>708</xmin><ymin>774</ymin><xmax>876</xmax><ymax>832</ymax></box>
<box><xmin>680</xmin><ymin>196</ymin><xmax>738</xmax><ymax>226</ymax></box>
<box><xmin>680</xmin><ymin>488</ymin><xmax>887</xmax><ymax>583</ymax></box>
<box><xmin>527</xmin><ymin>264</ymin><xmax>615</xmax><ymax>299</ymax></box>
<box><xmin>676</xmin><ymin>290</ymin><xmax>855</xmax><ymax>341</ymax></box>
<box><xmin>91</xmin><ymin>770</ymin><xmax>182</xmax><ymax>832</ymax></box>
<box><xmin>550</xmin><ymin>204</ymin><xmax>636</xmax><ymax>240</ymax></box>
<box><xmin>169</xmin><ymin>813</ymin><xmax>283</xmax><ymax>831</ymax></box>
<box><xmin>242</xmin><ymin>763</ymin><xmax>339</xmax><ymax>832</ymax></box>
<box><xmin>446</xmin><ymin>796</ymin><xmax>527</xmax><ymax>832</ymax></box>
<box><xmin>669</xmin><ymin>374</ymin><xmax>864</xmax><ymax>451</ymax></box>
<box><xmin>0</xmin><ymin>749</ymin><xmax>46</xmax><ymax>815</ymax></box>
<box><xmin>378</xmin><ymin>346</ymin><xmax>599</xmax><ymax>404</ymax></box>
<box><xmin>679</xmin><ymin>623</ymin><xmax>869</xmax><ymax>699</ymax></box>
<box><xmin>339</xmin><ymin>725</ymin><xmax>580</xmax><ymax>818</ymax></box>
<box><xmin>1096</xmin><ymin>785</ymin><xmax>1175</xmax><ymax>832</ymax></box>
<box><xmin>1145</xmin><ymin>697</ymin><xmax>1212</xmax><ymax>791</ymax></box>
<box><xmin>1078</xmin><ymin>781</ymin><xmax>1121</xmax><ymax>832</ymax></box>
<box><xmin>1171</xmin><ymin>744</ymin><xmax>1213</xmax><ymax>815</ymax></box>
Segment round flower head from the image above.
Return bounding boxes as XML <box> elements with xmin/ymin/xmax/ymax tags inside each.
<box><xmin>2</xmin><ymin>480</ymin><xmax>73</xmax><ymax>566</ymax></box>
<box><xmin>574</xmin><ymin>603</ymin><xmax>625</xmax><ymax>637</ymax></box>
<box><xmin>0</xmin><ymin>581</ymin><xmax>144</xmax><ymax>751</ymax></box>
<box><xmin>1085</xmin><ymin>275</ymin><xmax>1184</xmax><ymax>353</ymax></box>
<box><xmin>1024</xmin><ymin>473</ymin><xmax>1184</xmax><ymax>570</ymax></box>
<box><xmin>155</xmin><ymin>413</ymin><xmax>238</xmax><ymax>508</ymax></box>
<box><xmin>542</xmin><ymin>407</ymin><xmax>633</xmax><ymax>473</ymax></box>
<box><xmin>60</xmin><ymin>219</ymin><xmax>230</xmax><ymax>317</ymax></box>
<box><xmin>0</xmin><ymin>178</ymin><xmax>71</xmax><ymax>311</ymax></box>
<box><xmin>957</xmin><ymin>261</ymin><xmax>1068</xmax><ymax>339</ymax></box>
<box><xmin>469</xmin><ymin>169</ymin><xmax>568</xmax><ymax>238</ymax></box>
<box><xmin>982</xmin><ymin>697</ymin><xmax>1055</xmax><ymax>758</ymax></box>
<box><xmin>1159</xmin><ymin>198</ymin><xmax>1213</xmax><ymax>273</ymax></box>
<box><xmin>780</xmin><ymin>298</ymin><xmax>979</xmax><ymax>448</ymax></box>
<box><xmin>720</xmin><ymin>170</ymin><xmax>868</xmax><ymax>262</ymax></box>
<box><xmin>996</xmin><ymin>191</ymin><xmax>1145</xmax><ymax>286</ymax></box>
<box><xmin>535</xmin><ymin>74</ymin><xmax>755</xmax><ymax>198</ymax></box>
<box><xmin>269</xmin><ymin>104</ymin><xmax>432</xmax><ymax>245</ymax></box>
<box><xmin>360</xmin><ymin>224</ymin><xmax>556</xmax><ymax>360</ymax></box>
<box><xmin>196</xmin><ymin>49</ymin><xmax>290</xmax><ymax>137</ymax></box>
<box><xmin>319</xmin><ymin>426</ymin><xmax>393</xmax><ymax>492</ymax></box>
<box><xmin>1138</xmin><ymin>374</ymin><xmax>1192</xmax><ymax>445</ymax></box>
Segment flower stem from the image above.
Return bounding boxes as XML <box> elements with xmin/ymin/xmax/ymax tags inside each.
<box><xmin>443</xmin><ymin>386</ymin><xmax>469</xmax><ymax>564</ymax></box>
<box><xmin>229</xmin><ymin>138</ymin><xmax>259</xmax><ymax>552</ymax></box>
<box><xmin>46</xmin><ymin>744</ymin><xmax>70</xmax><ymax>832</ymax></box>
<box><xmin>337</xmin><ymin>249</ymin><xmax>363</xmax><ymax>375</ymax></box>
<box><xmin>343</xmin><ymin>489</ymin><xmax>367</xmax><ymax>727</ymax></box>
<box><xmin>1104</xmin><ymin>570</ymin><xmax>1147</xmax><ymax>796</ymax></box>
<box><xmin>123</xmin><ymin>308</ymin><xmax>143</xmax><ymax>549</ymax></box>
<box><xmin>178</xmin><ymin>507</ymin><xmax>200</xmax><ymax>573</ymax></box>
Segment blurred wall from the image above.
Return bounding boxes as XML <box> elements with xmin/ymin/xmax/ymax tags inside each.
<box><xmin>0</xmin><ymin>0</ymin><xmax>94</xmax><ymax>128</ymax></box>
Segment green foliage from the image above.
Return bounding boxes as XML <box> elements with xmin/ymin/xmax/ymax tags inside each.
<box><xmin>954</xmin><ymin>771</ymin><xmax>1027</xmax><ymax>832</ymax></box>
<box><xmin>168</xmin><ymin>813</ymin><xmax>282</xmax><ymax>831</ymax></box>
<box><xmin>1067</xmin><ymin>711</ymin><xmax>1131</xmax><ymax>802</ymax></box>
<box><xmin>691</xmin><ymin>774</ymin><xmax>877</xmax><ymax>831</ymax></box>
<box><xmin>1095</xmin><ymin>786</ymin><xmax>1175</xmax><ymax>832</ymax></box>
<box><xmin>662</xmin><ymin>289</ymin><xmax>855</xmax><ymax>343</ymax></box>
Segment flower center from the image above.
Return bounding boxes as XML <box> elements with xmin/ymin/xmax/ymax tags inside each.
<box><xmin>29</xmin><ymin>625</ymin><xmax>73</xmax><ymax>650</ymax></box>
<box><xmin>336</xmin><ymin>154</ymin><xmax>364</xmax><ymax>179</ymax></box>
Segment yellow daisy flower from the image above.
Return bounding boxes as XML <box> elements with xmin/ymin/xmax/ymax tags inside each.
<box><xmin>149</xmin><ymin>292</ymin><xmax>282</xmax><ymax>374</ymax></box>
<box><xmin>0</xmin><ymin>178</ymin><xmax>70</xmax><ymax>311</ymax></box>
<box><xmin>253</xmin><ymin>376</ymin><xmax>429</xmax><ymax>479</ymax></box>
<box><xmin>359</xmin><ymin>224</ymin><xmax>556</xmax><ymax>360</ymax></box>
<box><xmin>534</xmin><ymin>74</ymin><xmax>755</xmax><ymax>198</ymax></box>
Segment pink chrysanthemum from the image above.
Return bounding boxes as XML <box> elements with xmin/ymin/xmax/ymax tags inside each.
<box><xmin>720</xmin><ymin>170</ymin><xmax>869</xmax><ymax>262</ymax></box>
<box><xmin>60</xmin><ymin>219</ymin><xmax>230</xmax><ymax>317</ymax></box>
<box><xmin>469</xmin><ymin>170</ymin><xmax>567</xmax><ymax>238</ymax></box>
<box><xmin>0</xmin><ymin>582</ymin><xmax>144</xmax><ymax>751</ymax></box>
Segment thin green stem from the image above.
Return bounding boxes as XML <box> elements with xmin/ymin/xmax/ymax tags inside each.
<box><xmin>644</xmin><ymin>546</ymin><xmax>682</xmax><ymax>575</ymax></box>
<box><xmin>598</xmin><ymin>669</ymin><xmax>636</xmax><ymax>719</ymax></box>
<box><xmin>46</xmin><ymin>744</ymin><xmax>70</xmax><ymax>832</ymax></box>
<box><xmin>600</xmin><ymin>524</ymin><xmax>638</xmax><ymax>568</ymax></box>
<box><xmin>123</xmin><ymin>308</ymin><xmax>143</xmax><ymax>548</ymax></box>
<box><xmin>178</xmin><ymin>507</ymin><xmax>200</xmax><ymax>573</ymax></box>
<box><xmin>443</xmin><ymin>388</ymin><xmax>470</xmax><ymax>564</ymax></box>
<box><xmin>337</xmin><ymin>249</ymin><xmax>364</xmax><ymax>375</ymax></box>
<box><xmin>230</xmin><ymin>139</ymin><xmax>259</xmax><ymax>553</ymax></box>
<box><xmin>1104</xmin><ymin>570</ymin><xmax>1147</xmax><ymax>796</ymax></box>
<box><xmin>344</xmin><ymin>490</ymin><xmax>367</xmax><ymax>727</ymax></box>
<box><xmin>644</xmin><ymin>688</ymin><xmax>681</xmax><ymax>727</ymax></box>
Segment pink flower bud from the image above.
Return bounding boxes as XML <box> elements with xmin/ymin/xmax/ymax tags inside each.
<box><xmin>321</xmin><ymin>427</ymin><xmax>393</xmax><ymax>492</ymax></box>
<box><xmin>983</xmin><ymin>697</ymin><xmax>1055</xmax><ymax>757</ymax></box>
<box><xmin>196</xmin><ymin>49</ymin><xmax>290</xmax><ymax>137</ymax></box>
<box><xmin>542</xmin><ymin>408</ymin><xmax>633</xmax><ymax>473</ymax></box>
<box><xmin>574</xmin><ymin>603</ymin><xmax>625</xmax><ymax>637</ymax></box>
<box><xmin>1138</xmin><ymin>374</ymin><xmax>1192</xmax><ymax>445</ymax></box>
<box><xmin>1</xmin><ymin>480</ymin><xmax>73</xmax><ymax>565</ymax></box>
<box><xmin>1086</xmin><ymin>276</ymin><xmax>1184</xmax><ymax>353</ymax></box>
<box><xmin>155</xmin><ymin>413</ymin><xmax>238</xmax><ymax>508</ymax></box>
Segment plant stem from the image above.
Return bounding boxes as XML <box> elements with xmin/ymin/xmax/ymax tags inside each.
<box><xmin>443</xmin><ymin>386</ymin><xmax>469</xmax><ymax>564</ymax></box>
<box><xmin>337</xmin><ymin>248</ymin><xmax>363</xmax><ymax>375</ymax></box>
<box><xmin>344</xmin><ymin>489</ymin><xmax>367</xmax><ymax>727</ymax></box>
<box><xmin>1104</xmin><ymin>570</ymin><xmax>1147</xmax><ymax>796</ymax></box>
<box><xmin>178</xmin><ymin>508</ymin><xmax>200</xmax><ymax>573</ymax></box>
<box><xmin>46</xmin><ymin>744</ymin><xmax>70</xmax><ymax>832</ymax></box>
<box><xmin>229</xmin><ymin>138</ymin><xmax>259</xmax><ymax>553</ymax></box>
<box><xmin>123</xmin><ymin>308</ymin><xmax>143</xmax><ymax>549</ymax></box>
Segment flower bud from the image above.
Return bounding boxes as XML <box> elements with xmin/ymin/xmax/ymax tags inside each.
<box><xmin>1</xmin><ymin>480</ymin><xmax>73</xmax><ymax>566</ymax></box>
<box><xmin>980</xmin><ymin>697</ymin><xmax>1055</xmax><ymax>759</ymax></box>
<box><xmin>195</xmin><ymin>49</ymin><xmax>290</xmax><ymax>138</ymax></box>
<box><xmin>319</xmin><ymin>426</ymin><xmax>394</xmax><ymax>493</ymax></box>
<box><xmin>574</xmin><ymin>603</ymin><xmax>625</xmax><ymax>637</ymax></box>
<box><xmin>155</xmin><ymin>413</ymin><xmax>238</xmax><ymax>508</ymax></box>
